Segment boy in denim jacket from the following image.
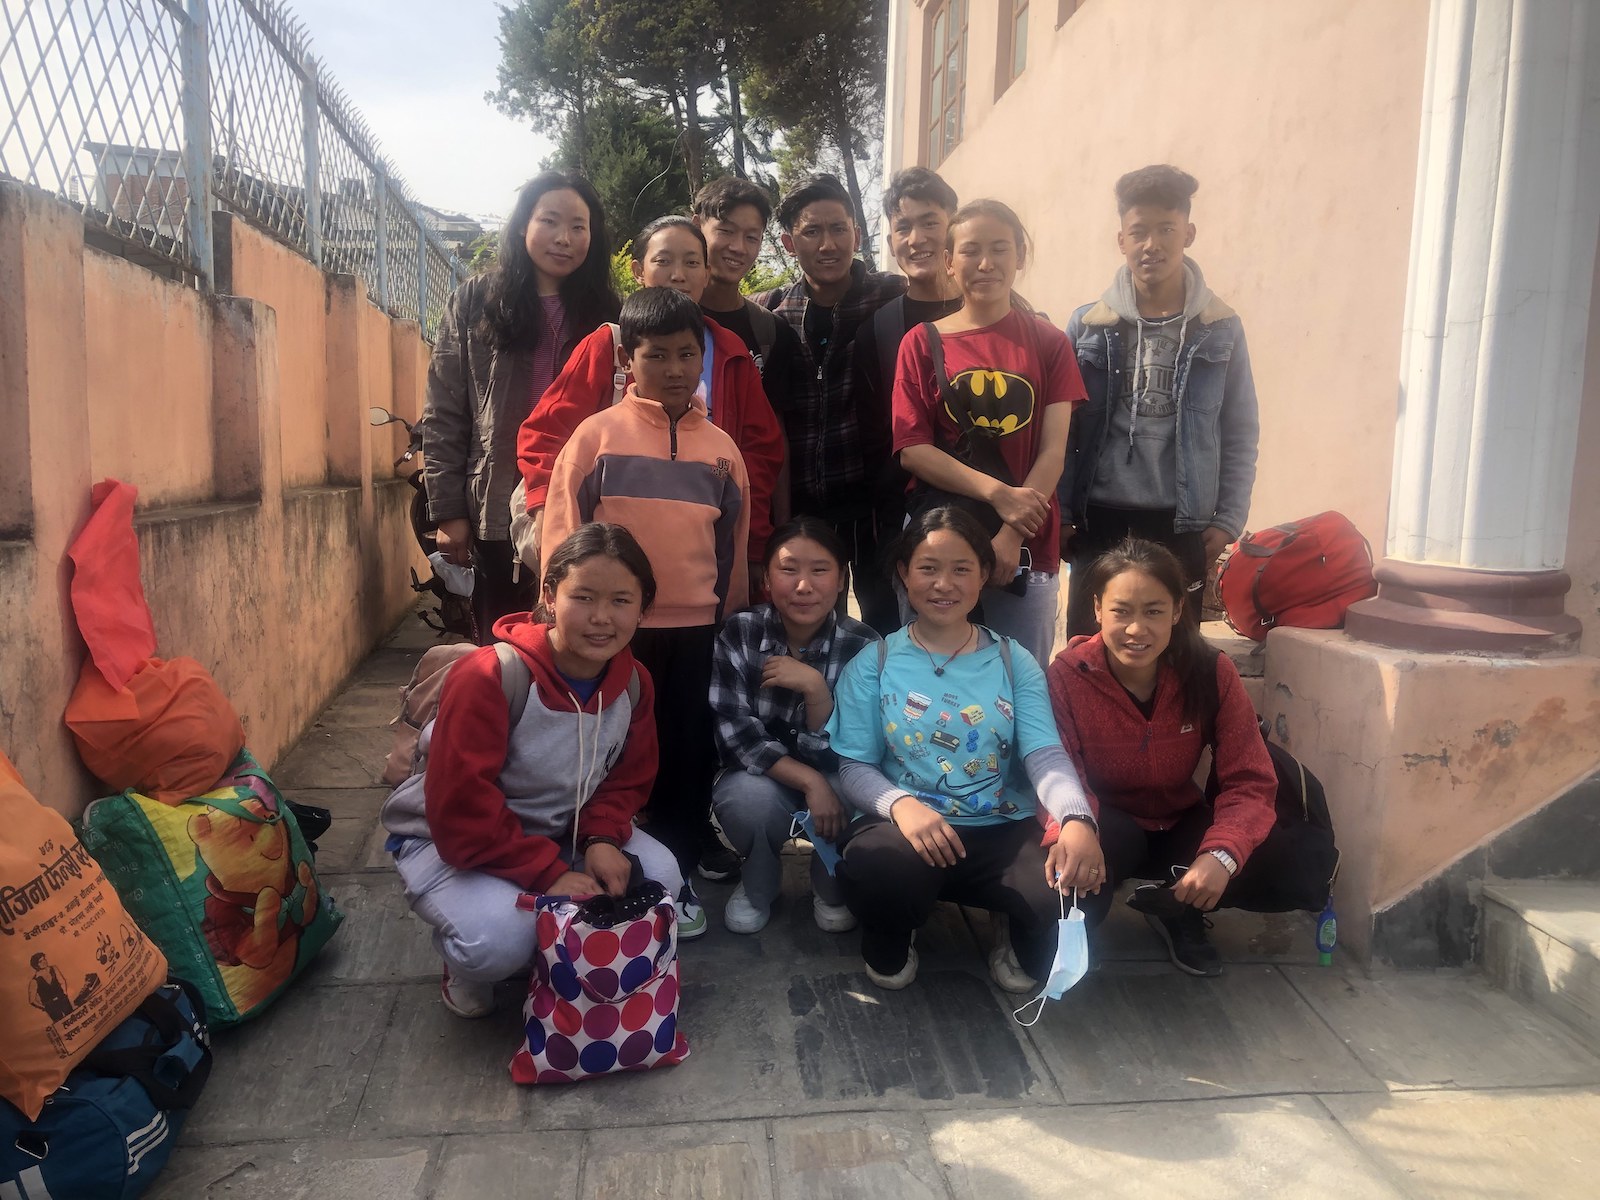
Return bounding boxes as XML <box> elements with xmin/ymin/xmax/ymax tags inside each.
<box><xmin>1059</xmin><ymin>165</ymin><xmax>1259</xmax><ymax>634</ymax></box>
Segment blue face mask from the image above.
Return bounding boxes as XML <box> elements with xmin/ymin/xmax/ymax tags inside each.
<box><xmin>1013</xmin><ymin>889</ymin><xmax>1089</xmax><ymax>1026</ymax></box>
<box><xmin>790</xmin><ymin>810</ymin><xmax>843</xmax><ymax>876</ymax></box>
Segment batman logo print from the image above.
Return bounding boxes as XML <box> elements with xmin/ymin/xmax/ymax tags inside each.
<box><xmin>945</xmin><ymin>369</ymin><xmax>1036</xmax><ymax>438</ymax></box>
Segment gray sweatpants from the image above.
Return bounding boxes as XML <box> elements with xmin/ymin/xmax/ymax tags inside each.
<box><xmin>393</xmin><ymin>828</ymin><xmax>683</xmax><ymax>983</ymax></box>
<box><xmin>711</xmin><ymin>770</ymin><xmax>847</xmax><ymax>911</ymax></box>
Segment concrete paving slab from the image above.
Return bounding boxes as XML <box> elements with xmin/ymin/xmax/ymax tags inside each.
<box><xmin>1322</xmin><ymin>1086</ymin><xmax>1600</xmax><ymax>1199</ymax></box>
<box><xmin>280</xmin><ymin>786</ymin><xmax>391</xmax><ymax>821</ymax></box>
<box><xmin>1284</xmin><ymin>966</ymin><xmax>1600</xmax><ymax>1089</ymax></box>
<box><xmin>148</xmin><ymin>1138</ymin><xmax>436</xmax><ymax>1200</ymax></box>
<box><xmin>274</xmin><ymin>727</ymin><xmax>389</xmax><ymax>788</ymax></box>
<box><xmin>431</xmin><ymin>1134</ymin><xmax>582</xmax><ymax>1199</ymax></box>
<box><xmin>356</xmin><ymin>982</ymin><xmax>530</xmax><ymax>1136</ymax></box>
<box><xmin>928</xmin><ymin>1096</ymin><xmax>1406</xmax><ymax>1199</ymax></box>
<box><xmin>313</xmin><ymin>680</ymin><xmax>404</xmax><ymax>729</ymax></box>
<box><xmin>297</xmin><ymin>872</ymin><xmax>439</xmax><ymax>985</ymax></box>
<box><xmin>771</xmin><ymin>1113</ymin><xmax>948</xmax><ymax>1200</ymax></box>
<box><xmin>310</xmin><ymin>817</ymin><xmax>382</xmax><ymax>872</ymax></box>
<box><xmin>349</xmin><ymin>647</ymin><xmax>428</xmax><ymax>687</ymax></box>
<box><xmin>183</xmin><ymin>984</ymin><xmax>398</xmax><ymax>1142</ymax></box>
<box><xmin>525</xmin><ymin>976</ymin><xmax>796</xmax><ymax>1130</ymax></box>
<box><xmin>1023</xmin><ymin>963</ymin><xmax>1379</xmax><ymax>1103</ymax></box>
<box><xmin>384</xmin><ymin>618</ymin><xmax>462</xmax><ymax>653</ymax></box>
<box><xmin>581</xmin><ymin>1121</ymin><xmax>772</xmax><ymax>1200</ymax></box>
<box><xmin>786</xmin><ymin>968</ymin><xmax>1051</xmax><ymax>1107</ymax></box>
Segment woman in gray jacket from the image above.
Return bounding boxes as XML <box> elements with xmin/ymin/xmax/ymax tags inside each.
<box><xmin>420</xmin><ymin>171</ymin><xmax>620</xmax><ymax>640</ymax></box>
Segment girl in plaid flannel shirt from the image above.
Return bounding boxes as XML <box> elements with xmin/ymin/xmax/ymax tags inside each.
<box><xmin>709</xmin><ymin>518</ymin><xmax>879</xmax><ymax>934</ymax></box>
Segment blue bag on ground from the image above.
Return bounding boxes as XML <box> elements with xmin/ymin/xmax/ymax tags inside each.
<box><xmin>0</xmin><ymin>978</ymin><xmax>211</xmax><ymax>1199</ymax></box>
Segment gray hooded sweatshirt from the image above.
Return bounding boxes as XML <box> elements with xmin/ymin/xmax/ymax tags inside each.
<box><xmin>1089</xmin><ymin>260</ymin><xmax>1215</xmax><ymax>511</ymax></box>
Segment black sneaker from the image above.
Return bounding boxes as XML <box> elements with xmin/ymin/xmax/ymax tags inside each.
<box><xmin>1126</xmin><ymin>882</ymin><xmax>1190</xmax><ymax>921</ymax></box>
<box><xmin>1145</xmin><ymin>909</ymin><xmax>1222</xmax><ymax>977</ymax></box>
<box><xmin>696</xmin><ymin>843</ymin><xmax>741</xmax><ymax>883</ymax></box>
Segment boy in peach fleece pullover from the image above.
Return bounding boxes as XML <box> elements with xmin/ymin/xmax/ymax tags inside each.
<box><xmin>544</xmin><ymin>287</ymin><xmax>751</xmax><ymax>880</ymax></box>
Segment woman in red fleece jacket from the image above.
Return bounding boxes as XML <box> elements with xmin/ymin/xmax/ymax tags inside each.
<box><xmin>383</xmin><ymin>524</ymin><xmax>696</xmax><ymax>1020</ymax></box>
<box><xmin>517</xmin><ymin>215</ymin><xmax>786</xmax><ymax>572</ymax></box>
<box><xmin>1048</xmin><ymin>538</ymin><xmax>1280</xmax><ymax>978</ymax></box>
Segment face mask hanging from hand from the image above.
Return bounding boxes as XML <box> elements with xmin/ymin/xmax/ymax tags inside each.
<box><xmin>428</xmin><ymin>551</ymin><xmax>476</xmax><ymax>598</ymax></box>
<box><xmin>1013</xmin><ymin>888</ymin><xmax>1089</xmax><ymax>1026</ymax></box>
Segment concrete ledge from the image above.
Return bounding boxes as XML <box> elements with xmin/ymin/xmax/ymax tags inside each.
<box><xmin>1482</xmin><ymin>882</ymin><xmax>1600</xmax><ymax>1050</ymax></box>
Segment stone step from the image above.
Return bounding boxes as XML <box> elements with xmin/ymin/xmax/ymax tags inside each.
<box><xmin>1482</xmin><ymin>881</ymin><xmax>1600</xmax><ymax>1050</ymax></box>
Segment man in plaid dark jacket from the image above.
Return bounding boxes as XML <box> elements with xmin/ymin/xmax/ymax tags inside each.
<box><xmin>754</xmin><ymin>175</ymin><xmax>906</xmax><ymax>633</ymax></box>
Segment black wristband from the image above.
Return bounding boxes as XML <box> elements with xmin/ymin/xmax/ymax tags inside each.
<box><xmin>1058</xmin><ymin>813</ymin><xmax>1099</xmax><ymax>835</ymax></box>
<box><xmin>579</xmin><ymin>835</ymin><xmax>622</xmax><ymax>854</ymax></box>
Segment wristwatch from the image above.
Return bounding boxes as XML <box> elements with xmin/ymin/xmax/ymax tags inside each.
<box><xmin>1208</xmin><ymin>848</ymin><xmax>1238</xmax><ymax>876</ymax></box>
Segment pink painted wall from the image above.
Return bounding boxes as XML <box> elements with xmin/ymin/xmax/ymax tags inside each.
<box><xmin>0</xmin><ymin>185</ymin><xmax>426</xmax><ymax>817</ymax></box>
<box><xmin>892</xmin><ymin>0</ymin><xmax>1430</xmax><ymax>552</ymax></box>
<box><xmin>226</xmin><ymin>226</ymin><xmax>329</xmax><ymax>488</ymax></box>
<box><xmin>84</xmin><ymin>251</ymin><xmax>216</xmax><ymax>507</ymax></box>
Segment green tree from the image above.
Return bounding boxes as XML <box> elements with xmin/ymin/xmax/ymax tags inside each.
<box><xmin>741</xmin><ymin>0</ymin><xmax>886</xmax><ymax>267</ymax></box>
<box><xmin>488</xmin><ymin>0</ymin><xmax>597</xmax><ymax>168</ymax></box>
<box><xmin>544</xmin><ymin>86</ymin><xmax>690</xmax><ymax>235</ymax></box>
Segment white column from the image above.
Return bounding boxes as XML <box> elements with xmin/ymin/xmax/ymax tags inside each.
<box><xmin>883</xmin><ymin>0</ymin><xmax>910</xmax><ymax>185</ymax></box>
<box><xmin>1389</xmin><ymin>0</ymin><xmax>1600</xmax><ymax>572</ymax></box>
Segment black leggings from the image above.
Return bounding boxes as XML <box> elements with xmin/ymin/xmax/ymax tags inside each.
<box><xmin>630</xmin><ymin>625</ymin><xmax>719</xmax><ymax>875</ymax></box>
<box><xmin>1084</xmin><ymin>802</ymin><xmax>1331</xmax><ymax>928</ymax></box>
<box><xmin>838</xmin><ymin>817</ymin><xmax>1061</xmax><ymax>980</ymax></box>
<box><xmin>470</xmin><ymin>538</ymin><xmax>536</xmax><ymax>645</ymax></box>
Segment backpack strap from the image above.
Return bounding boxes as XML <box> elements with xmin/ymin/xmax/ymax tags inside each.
<box><xmin>874</xmin><ymin>297</ymin><xmax>908</xmax><ymax>393</ymax></box>
<box><xmin>608</xmin><ymin>322</ymin><xmax>626</xmax><ymax>405</ymax></box>
<box><xmin>81</xmin><ymin>980</ymin><xmax>212</xmax><ymax>1110</ymax></box>
<box><xmin>493</xmin><ymin>642</ymin><xmax>532</xmax><ymax>728</ymax></box>
<box><xmin>744</xmin><ymin>299</ymin><xmax>779</xmax><ymax>368</ymax></box>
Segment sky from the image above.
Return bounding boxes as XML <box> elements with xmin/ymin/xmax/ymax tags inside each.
<box><xmin>303</xmin><ymin>0</ymin><xmax>552</xmax><ymax>225</ymax></box>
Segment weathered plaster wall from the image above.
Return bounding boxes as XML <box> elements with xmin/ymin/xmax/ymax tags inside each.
<box><xmin>84</xmin><ymin>251</ymin><xmax>215</xmax><ymax>507</ymax></box>
<box><xmin>0</xmin><ymin>182</ymin><xmax>427</xmax><ymax>816</ymax></box>
<box><xmin>1567</xmin><ymin>249</ymin><xmax>1600</xmax><ymax>657</ymax></box>
<box><xmin>1262</xmin><ymin>630</ymin><xmax>1600</xmax><ymax>960</ymax></box>
<box><xmin>892</xmin><ymin>0</ymin><xmax>1429</xmax><ymax>550</ymax></box>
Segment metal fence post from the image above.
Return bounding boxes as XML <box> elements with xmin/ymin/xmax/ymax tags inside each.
<box><xmin>301</xmin><ymin>55</ymin><xmax>322</xmax><ymax>266</ymax></box>
<box><xmin>180</xmin><ymin>0</ymin><xmax>215</xmax><ymax>287</ymax></box>
<box><xmin>416</xmin><ymin>220</ymin><xmax>428</xmax><ymax>323</ymax></box>
<box><xmin>373</xmin><ymin>167</ymin><xmax>389</xmax><ymax>311</ymax></box>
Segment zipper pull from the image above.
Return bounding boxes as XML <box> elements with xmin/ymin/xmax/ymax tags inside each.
<box><xmin>1138</xmin><ymin>722</ymin><xmax>1152</xmax><ymax>753</ymax></box>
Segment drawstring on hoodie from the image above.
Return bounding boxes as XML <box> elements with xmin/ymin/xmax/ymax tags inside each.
<box><xmin>567</xmin><ymin>686</ymin><xmax>607</xmax><ymax>862</ymax></box>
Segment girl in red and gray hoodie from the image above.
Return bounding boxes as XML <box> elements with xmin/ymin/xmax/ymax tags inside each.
<box><xmin>1047</xmin><ymin>538</ymin><xmax>1278</xmax><ymax>978</ymax></box>
<box><xmin>382</xmin><ymin>524</ymin><xmax>689</xmax><ymax>1020</ymax></box>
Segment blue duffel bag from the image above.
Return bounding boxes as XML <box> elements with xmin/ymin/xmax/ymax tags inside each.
<box><xmin>1</xmin><ymin>978</ymin><xmax>211</xmax><ymax>1200</ymax></box>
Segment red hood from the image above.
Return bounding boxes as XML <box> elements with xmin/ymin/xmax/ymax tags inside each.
<box><xmin>1057</xmin><ymin>632</ymin><xmax>1107</xmax><ymax>671</ymax></box>
<box><xmin>490</xmin><ymin>613</ymin><xmax>641</xmax><ymax>712</ymax></box>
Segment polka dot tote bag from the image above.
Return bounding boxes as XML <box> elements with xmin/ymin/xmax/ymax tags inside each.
<box><xmin>510</xmin><ymin>881</ymin><xmax>690</xmax><ymax>1084</ymax></box>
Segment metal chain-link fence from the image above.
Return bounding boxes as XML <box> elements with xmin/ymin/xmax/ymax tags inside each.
<box><xmin>0</xmin><ymin>0</ymin><xmax>464</xmax><ymax>337</ymax></box>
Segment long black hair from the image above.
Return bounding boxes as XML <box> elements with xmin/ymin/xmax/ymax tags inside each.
<box><xmin>893</xmin><ymin>506</ymin><xmax>998</xmax><ymax>579</ymax></box>
<box><xmin>475</xmin><ymin>171</ymin><xmax>620</xmax><ymax>352</ymax></box>
<box><xmin>537</xmin><ymin>523</ymin><xmax>657</xmax><ymax>621</ymax></box>
<box><xmin>1087</xmin><ymin>538</ymin><xmax>1219</xmax><ymax>728</ymax></box>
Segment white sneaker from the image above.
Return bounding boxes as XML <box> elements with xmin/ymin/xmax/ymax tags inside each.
<box><xmin>865</xmin><ymin>946</ymin><xmax>919</xmax><ymax>990</ymax></box>
<box><xmin>723</xmin><ymin>883</ymin><xmax>771</xmax><ymax>934</ymax></box>
<box><xmin>812</xmin><ymin>897</ymin><xmax>857</xmax><ymax>933</ymax></box>
<box><xmin>988</xmin><ymin>935</ymin><xmax>1037</xmax><ymax>995</ymax></box>
<box><xmin>440</xmin><ymin>966</ymin><xmax>496</xmax><ymax>1018</ymax></box>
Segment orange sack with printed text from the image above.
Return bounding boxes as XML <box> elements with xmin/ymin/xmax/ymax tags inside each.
<box><xmin>0</xmin><ymin>749</ymin><xmax>167</xmax><ymax>1120</ymax></box>
<box><xmin>65</xmin><ymin>657</ymin><xmax>246</xmax><ymax>804</ymax></box>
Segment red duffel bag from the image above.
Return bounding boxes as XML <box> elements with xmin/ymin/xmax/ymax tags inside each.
<box><xmin>1218</xmin><ymin>512</ymin><xmax>1376</xmax><ymax>641</ymax></box>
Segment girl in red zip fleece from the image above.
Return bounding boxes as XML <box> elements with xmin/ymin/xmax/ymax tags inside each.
<box><xmin>381</xmin><ymin>524</ymin><xmax>685</xmax><ymax>1020</ymax></box>
<box><xmin>1047</xmin><ymin>538</ymin><xmax>1278</xmax><ymax>978</ymax></box>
